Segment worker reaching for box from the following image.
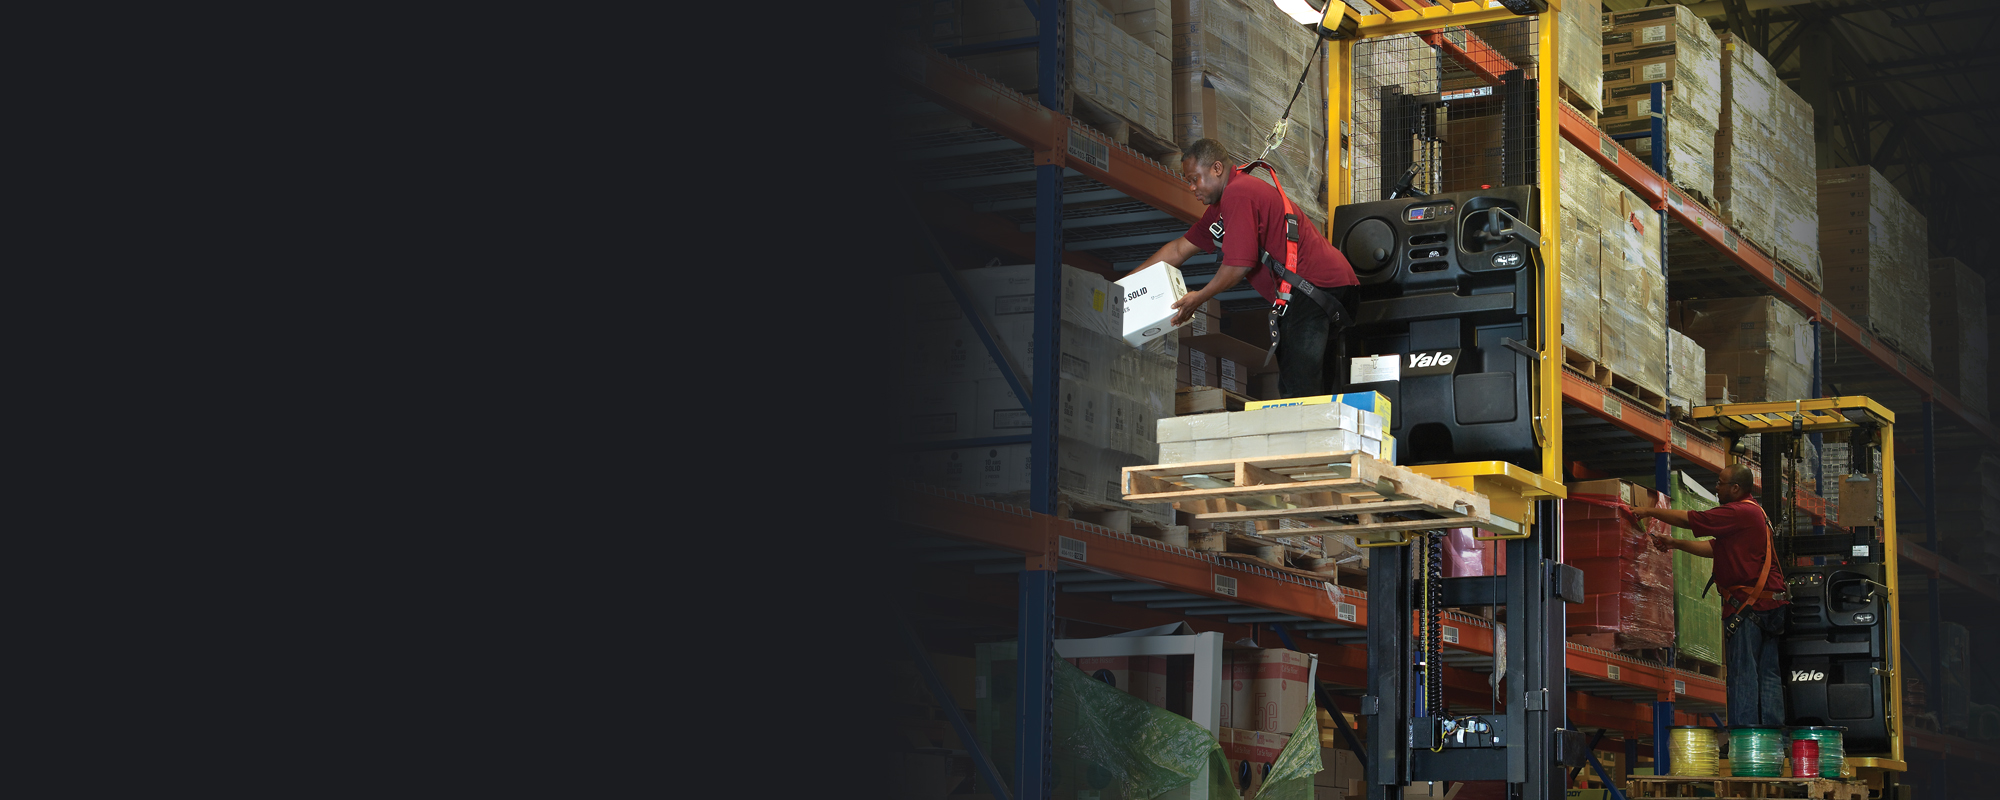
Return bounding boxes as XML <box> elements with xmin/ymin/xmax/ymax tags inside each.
<box><xmin>1129</xmin><ymin>138</ymin><xmax>1359</xmax><ymax>399</ymax></box>
<box><xmin>1631</xmin><ymin>464</ymin><xmax>1791</xmax><ymax>726</ymax></box>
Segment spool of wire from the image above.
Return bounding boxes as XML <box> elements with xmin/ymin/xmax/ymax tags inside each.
<box><xmin>1669</xmin><ymin>726</ymin><xmax>1719</xmax><ymax>776</ymax></box>
<box><xmin>1791</xmin><ymin>738</ymin><xmax>1820</xmax><ymax>778</ymax></box>
<box><xmin>1728</xmin><ymin>727</ymin><xmax>1784</xmax><ymax>777</ymax></box>
<box><xmin>1790</xmin><ymin>726</ymin><xmax>1846</xmax><ymax>778</ymax></box>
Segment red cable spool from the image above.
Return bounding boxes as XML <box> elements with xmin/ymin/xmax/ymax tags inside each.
<box><xmin>1790</xmin><ymin>738</ymin><xmax>1821</xmax><ymax>778</ymax></box>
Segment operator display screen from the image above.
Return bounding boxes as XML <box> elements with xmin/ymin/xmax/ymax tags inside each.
<box><xmin>1406</xmin><ymin>203</ymin><xmax>1455</xmax><ymax>222</ymax></box>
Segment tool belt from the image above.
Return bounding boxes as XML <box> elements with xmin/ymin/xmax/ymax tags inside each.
<box><xmin>1240</xmin><ymin>160</ymin><xmax>1350</xmax><ymax>366</ymax></box>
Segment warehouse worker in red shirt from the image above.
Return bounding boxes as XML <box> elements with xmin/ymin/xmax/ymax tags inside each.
<box><xmin>1632</xmin><ymin>464</ymin><xmax>1790</xmax><ymax>726</ymax></box>
<box><xmin>1128</xmin><ymin>138</ymin><xmax>1360</xmax><ymax>399</ymax></box>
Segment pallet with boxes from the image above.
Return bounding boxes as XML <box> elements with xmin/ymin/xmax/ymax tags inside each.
<box><xmin>917</xmin><ymin>0</ymin><xmax>1178</xmax><ymax>154</ymax></box>
<box><xmin>1714</xmin><ymin>33</ymin><xmax>1821</xmax><ymax>290</ymax></box>
<box><xmin>1598</xmin><ymin>4</ymin><xmax>1724</xmax><ymax>206</ymax></box>
<box><xmin>1816</xmin><ymin>165</ymin><xmax>1932</xmax><ymax>373</ymax></box>
<box><xmin>1564</xmin><ymin>479</ymin><xmax>1676</xmax><ymax>654</ymax></box>
<box><xmin>1555</xmin><ymin>136</ymin><xmax>1671</xmax><ymax>412</ymax></box>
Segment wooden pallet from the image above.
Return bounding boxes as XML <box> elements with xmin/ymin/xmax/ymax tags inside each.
<box><xmin>1608</xmin><ymin>372</ymin><xmax>1670</xmax><ymax>414</ymax></box>
<box><xmin>1673</xmin><ymin>182</ymin><xmax>1725</xmax><ymax>218</ymax></box>
<box><xmin>1675</xmin><ymin>654</ymin><xmax>1726</xmax><ymax>679</ymax></box>
<box><xmin>1120</xmin><ymin>451</ymin><xmax>1516</xmax><ymax>544</ymax></box>
<box><xmin>1069</xmin><ymin>92</ymin><xmax>1178</xmax><ymax>163</ymax></box>
<box><xmin>1775</xmin><ymin>257</ymin><xmax>1822</xmax><ymax>292</ymax></box>
<box><xmin>1560</xmin><ymin>83</ymin><xmax>1599</xmax><ymax>126</ymax></box>
<box><xmin>1564</xmin><ymin>346</ymin><xmax>1602</xmax><ymax>381</ymax></box>
<box><xmin>1177</xmin><ymin>385</ymin><xmax>1254</xmax><ymax>415</ymax></box>
<box><xmin>1627</xmin><ymin>775</ymin><xmax>1866</xmax><ymax>800</ymax></box>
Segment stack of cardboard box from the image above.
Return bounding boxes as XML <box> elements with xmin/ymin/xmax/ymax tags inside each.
<box><xmin>1675</xmin><ymin>296</ymin><xmax>1810</xmax><ymax>404</ymax></box>
<box><xmin>1221</xmin><ymin>648</ymin><xmax>1314</xmax><ymax>799</ymax></box>
<box><xmin>1599</xmin><ymin>4</ymin><xmax>1723</xmax><ymax>201</ymax></box>
<box><xmin>1817</xmin><ymin>165</ymin><xmax>1932</xmax><ymax>372</ymax></box>
<box><xmin>951</xmin><ymin>0</ymin><xmax>1175</xmax><ymax>142</ymax></box>
<box><xmin>1715</xmin><ymin>34</ymin><xmax>1820</xmax><ymax>288</ymax></box>
<box><xmin>1111</xmin><ymin>0</ymin><xmax>1172</xmax><ymax>61</ymax></box>
<box><xmin>1598</xmin><ymin>176</ymin><xmax>1668</xmax><ymax>399</ymax></box>
<box><xmin>1666</xmin><ymin>329</ymin><xmax>1706</xmax><ymax>412</ymax></box>
<box><xmin>1928</xmin><ymin>258</ymin><xmax>1987</xmax><ymax>417</ymax></box>
<box><xmin>1157</xmin><ymin>392</ymin><xmax>1394</xmax><ymax>464</ymax></box>
<box><xmin>1553</xmin><ymin>0</ymin><xmax>1602</xmax><ymax>113</ymax></box>
<box><xmin>1175</xmin><ymin>0</ymin><xmax>1327</xmax><ymax>224</ymax></box>
<box><xmin>1558</xmin><ymin>138</ymin><xmax>1605</xmax><ymax>365</ymax></box>
<box><xmin>1313</xmin><ymin>746</ymin><xmax>1364</xmax><ymax>800</ymax></box>
<box><xmin>1564</xmin><ymin>479</ymin><xmax>1676</xmax><ymax>652</ymax></box>
<box><xmin>1668</xmin><ymin>472</ymin><xmax>1723</xmax><ymax>666</ymax></box>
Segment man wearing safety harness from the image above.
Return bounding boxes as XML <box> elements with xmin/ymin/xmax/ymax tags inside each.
<box><xmin>1127</xmin><ymin>138</ymin><xmax>1359</xmax><ymax>398</ymax></box>
<box><xmin>1632</xmin><ymin>464</ymin><xmax>1790</xmax><ymax>726</ymax></box>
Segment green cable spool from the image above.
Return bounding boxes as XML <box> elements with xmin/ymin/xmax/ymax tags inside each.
<box><xmin>1728</xmin><ymin>726</ymin><xmax>1785</xmax><ymax>777</ymax></box>
<box><xmin>1790</xmin><ymin>726</ymin><xmax>1845</xmax><ymax>778</ymax></box>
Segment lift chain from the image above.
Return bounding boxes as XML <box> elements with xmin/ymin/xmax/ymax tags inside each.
<box><xmin>1426</xmin><ymin>529</ymin><xmax>1445</xmax><ymax>717</ymax></box>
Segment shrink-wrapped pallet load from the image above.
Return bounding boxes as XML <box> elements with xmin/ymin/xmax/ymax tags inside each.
<box><xmin>1817</xmin><ymin>166</ymin><xmax>1931</xmax><ymax>371</ymax></box>
<box><xmin>1558</xmin><ymin>137</ymin><xmax>1604</xmax><ymax>363</ymax></box>
<box><xmin>1678</xmin><ymin>296</ymin><xmax>1811</xmax><ymax>404</ymax></box>
<box><xmin>1598</xmin><ymin>4</ymin><xmax>1722</xmax><ymax>201</ymax></box>
<box><xmin>1929</xmin><ymin>258</ymin><xmax>1987</xmax><ymax>417</ymax></box>
<box><xmin>1669</xmin><ymin>472</ymin><xmax>1722</xmax><ymax>665</ymax></box>
<box><xmin>954</xmin><ymin>0</ymin><xmax>1176</xmax><ymax>144</ymax></box>
<box><xmin>1716</xmin><ymin>34</ymin><xmax>1822</xmax><ymax>289</ymax></box>
<box><xmin>1554</xmin><ymin>0</ymin><xmax>1601</xmax><ymax>113</ymax></box>
<box><xmin>1667</xmin><ymin>329</ymin><xmax>1706</xmax><ymax>412</ymax></box>
<box><xmin>1564</xmin><ymin>479</ymin><xmax>1676</xmax><ymax>651</ymax></box>
<box><xmin>1173</xmin><ymin>0</ymin><xmax>1326</xmax><ymax>224</ymax></box>
<box><xmin>1598</xmin><ymin>177</ymin><xmax>1667</xmax><ymax>399</ymax></box>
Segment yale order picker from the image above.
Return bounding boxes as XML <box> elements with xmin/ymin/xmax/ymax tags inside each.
<box><xmin>1254</xmin><ymin>0</ymin><xmax>1910</xmax><ymax>797</ymax></box>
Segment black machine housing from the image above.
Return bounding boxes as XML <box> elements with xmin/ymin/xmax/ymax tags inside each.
<box><xmin>1781</xmin><ymin>562</ymin><xmax>1890</xmax><ymax>751</ymax></box>
<box><xmin>1328</xmin><ymin>185</ymin><xmax>1541</xmax><ymax>469</ymax></box>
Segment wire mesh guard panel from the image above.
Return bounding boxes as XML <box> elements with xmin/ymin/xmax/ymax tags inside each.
<box><xmin>1349</xmin><ymin>19</ymin><xmax>1541</xmax><ymax>204</ymax></box>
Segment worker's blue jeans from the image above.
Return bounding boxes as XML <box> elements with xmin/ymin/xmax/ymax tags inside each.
<box><xmin>1725</xmin><ymin>606</ymin><xmax>1788</xmax><ymax>726</ymax></box>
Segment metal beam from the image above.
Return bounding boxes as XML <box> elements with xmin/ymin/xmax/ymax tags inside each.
<box><xmin>1890</xmin><ymin>7</ymin><xmax>2000</xmax><ymax>27</ymax></box>
<box><xmin>1020</xmin><ymin>208</ymin><xmax>1172</xmax><ymax>232</ymax></box>
<box><xmin>974</xmin><ymin>187</ymin><xmax>1124</xmax><ymax>213</ymax></box>
<box><xmin>1063</xmin><ymin>231</ymin><xmax>1183</xmax><ymax>250</ymax></box>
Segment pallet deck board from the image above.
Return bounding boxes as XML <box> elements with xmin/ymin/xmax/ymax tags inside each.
<box><xmin>1122</xmin><ymin>451</ymin><xmax>1511</xmax><ymax>541</ymax></box>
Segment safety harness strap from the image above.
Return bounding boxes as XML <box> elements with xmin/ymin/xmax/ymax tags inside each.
<box><xmin>1240</xmin><ymin>160</ymin><xmax>1349</xmax><ymax>366</ymax></box>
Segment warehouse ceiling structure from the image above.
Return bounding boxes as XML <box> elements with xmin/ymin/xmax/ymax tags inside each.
<box><xmin>1604</xmin><ymin>0</ymin><xmax>2000</xmax><ymax>293</ymax></box>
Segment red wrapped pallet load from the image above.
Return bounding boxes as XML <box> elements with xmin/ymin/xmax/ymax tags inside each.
<box><xmin>1562</xmin><ymin>479</ymin><xmax>1676</xmax><ymax>651</ymax></box>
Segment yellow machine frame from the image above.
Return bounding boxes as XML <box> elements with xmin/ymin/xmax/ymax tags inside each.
<box><xmin>1320</xmin><ymin>0</ymin><xmax>1567</xmax><ymax>520</ymax></box>
<box><xmin>1693</xmin><ymin>398</ymin><xmax>1906</xmax><ymax>774</ymax></box>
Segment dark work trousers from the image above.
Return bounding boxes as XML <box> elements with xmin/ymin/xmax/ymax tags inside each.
<box><xmin>1724</xmin><ymin>604</ymin><xmax>1789</xmax><ymax>726</ymax></box>
<box><xmin>1276</xmin><ymin>284</ymin><xmax>1358</xmax><ymax>399</ymax></box>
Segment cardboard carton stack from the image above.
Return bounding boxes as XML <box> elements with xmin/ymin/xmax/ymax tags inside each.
<box><xmin>1564</xmin><ymin>479</ymin><xmax>1676</xmax><ymax>652</ymax></box>
<box><xmin>1822</xmin><ymin>436</ymin><xmax>1883</xmax><ymax>527</ymax></box>
<box><xmin>1599</xmin><ymin>5</ymin><xmax>1723</xmax><ymax>201</ymax></box>
<box><xmin>1554</xmin><ymin>0</ymin><xmax>1602</xmax><ymax>113</ymax></box>
<box><xmin>1817</xmin><ymin>166</ymin><xmax>1932</xmax><ymax>372</ymax></box>
<box><xmin>1676</xmin><ymin>296</ymin><xmax>1811</xmax><ymax>404</ymax></box>
<box><xmin>1111</xmin><ymin>0</ymin><xmax>1172</xmax><ymax>60</ymax></box>
<box><xmin>898</xmin><ymin>265</ymin><xmax>1175</xmax><ymax>526</ymax></box>
<box><xmin>1315</xmin><ymin>746</ymin><xmax>1365</xmax><ymax>800</ymax></box>
<box><xmin>1928</xmin><ymin>258</ymin><xmax>1987</xmax><ymax>417</ymax></box>
<box><xmin>1558</xmin><ymin>137</ymin><xmax>1605</xmax><ymax>364</ymax></box>
<box><xmin>953</xmin><ymin>0</ymin><xmax>1175</xmax><ymax>143</ymax></box>
<box><xmin>1157</xmin><ymin>392</ymin><xmax>1395</xmax><ymax>465</ymax></box>
<box><xmin>1715</xmin><ymin>34</ymin><xmax>1822</xmax><ymax>288</ymax></box>
<box><xmin>1598</xmin><ymin>177</ymin><xmax>1668</xmax><ymax>399</ymax></box>
<box><xmin>1221</xmin><ymin>647</ymin><xmax>1314</xmax><ymax>798</ymax></box>
<box><xmin>1173</xmin><ymin>0</ymin><xmax>1326</xmax><ymax>225</ymax></box>
<box><xmin>1666</xmin><ymin>328</ymin><xmax>1706</xmax><ymax>412</ymax></box>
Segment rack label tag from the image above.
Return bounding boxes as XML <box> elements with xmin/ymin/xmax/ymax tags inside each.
<box><xmin>1336</xmin><ymin>602</ymin><xmax>1356</xmax><ymax>622</ymax></box>
<box><xmin>1671</xmin><ymin>428</ymin><xmax>1687</xmax><ymax>448</ymax></box>
<box><xmin>1859</xmin><ymin>329</ymin><xmax>1871</xmax><ymax>349</ymax></box>
<box><xmin>1215</xmin><ymin>574</ymin><xmax>1238</xmax><ymax>597</ymax></box>
<box><xmin>1773</xmin><ymin>266</ymin><xmax>1786</xmax><ymax>287</ymax></box>
<box><xmin>1443</xmin><ymin>626</ymin><xmax>1459</xmax><ymax>644</ymax></box>
<box><xmin>1608</xmin><ymin>664</ymin><xmax>1621</xmax><ymax>681</ymax></box>
<box><xmin>1599</xmin><ymin>137</ymin><xmax>1618</xmax><ymax>162</ymax></box>
<box><xmin>1724</xmin><ymin>230</ymin><xmax>1739</xmax><ymax>252</ymax></box>
<box><xmin>1674</xmin><ymin>679</ymin><xmax>1686</xmax><ymax>695</ymax></box>
<box><xmin>1067</xmin><ymin>131</ymin><xmax>1111</xmax><ymax>172</ymax></box>
<box><xmin>1603</xmin><ymin>395</ymin><xmax>1623</xmax><ymax>419</ymax></box>
<box><xmin>1821</xmin><ymin>301</ymin><xmax>1834</xmax><ymax>320</ymax></box>
<box><xmin>1060</xmin><ymin>536</ymin><xmax>1087</xmax><ymax>562</ymax></box>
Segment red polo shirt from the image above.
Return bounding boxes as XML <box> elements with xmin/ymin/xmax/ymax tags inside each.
<box><xmin>1183</xmin><ymin>172</ymin><xmax>1356</xmax><ymax>304</ymax></box>
<box><xmin>1687</xmin><ymin>498</ymin><xmax>1787</xmax><ymax>613</ymax></box>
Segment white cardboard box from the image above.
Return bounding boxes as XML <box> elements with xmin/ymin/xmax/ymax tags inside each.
<box><xmin>1115</xmin><ymin>262</ymin><xmax>1191</xmax><ymax>347</ymax></box>
<box><xmin>1187</xmin><ymin>412</ymin><xmax>1231</xmax><ymax>440</ymax></box>
<box><xmin>1156</xmin><ymin>415</ymin><xmax>1193</xmax><ymax>443</ymax></box>
<box><xmin>1305</xmin><ymin>429</ymin><xmax>1362</xmax><ymax>453</ymax></box>
<box><xmin>1266</xmin><ymin>431</ymin><xmax>1307</xmax><ymax>456</ymax></box>
<box><xmin>1193</xmin><ymin>438</ymin><xmax>1232</xmax><ymax>460</ymax></box>
<box><xmin>1231</xmin><ymin>435</ymin><xmax>1269</xmax><ymax>458</ymax></box>
<box><xmin>975</xmin><ymin>379</ymin><xmax>1032</xmax><ymax>438</ymax></box>
<box><xmin>903</xmin><ymin>381</ymin><xmax>978</xmax><ymax>441</ymax></box>
<box><xmin>1227</xmin><ymin>408</ymin><xmax>1271</xmax><ymax>437</ymax></box>
<box><xmin>1299</xmin><ymin>402</ymin><xmax>1358</xmax><ymax>432</ymax></box>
